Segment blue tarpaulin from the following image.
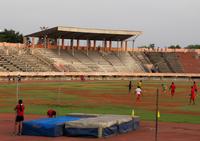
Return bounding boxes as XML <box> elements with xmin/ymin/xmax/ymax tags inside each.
<box><xmin>22</xmin><ymin>116</ymin><xmax>80</xmax><ymax>137</ymax></box>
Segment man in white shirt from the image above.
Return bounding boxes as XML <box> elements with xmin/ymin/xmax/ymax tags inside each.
<box><xmin>135</xmin><ymin>86</ymin><xmax>142</xmax><ymax>102</ymax></box>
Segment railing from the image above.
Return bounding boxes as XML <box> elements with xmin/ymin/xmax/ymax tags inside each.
<box><xmin>1</xmin><ymin>42</ymin><xmax>200</xmax><ymax>54</ymax></box>
<box><xmin>0</xmin><ymin>72</ymin><xmax>200</xmax><ymax>78</ymax></box>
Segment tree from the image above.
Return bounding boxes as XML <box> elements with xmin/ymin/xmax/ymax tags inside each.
<box><xmin>185</xmin><ymin>44</ymin><xmax>200</xmax><ymax>49</ymax></box>
<box><xmin>168</xmin><ymin>45</ymin><xmax>181</xmax><ymax>49</ymax></box>
<box><xmin>0</xmin><ymin>29</ymin><xmax>23</xmax><ymax>43</ymax></box>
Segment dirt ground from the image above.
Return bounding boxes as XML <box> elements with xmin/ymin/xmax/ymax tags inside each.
<box><xmin>1</xmin><ymin>113</ymin><xmax>200</xmax><ymax>141</ymax></box>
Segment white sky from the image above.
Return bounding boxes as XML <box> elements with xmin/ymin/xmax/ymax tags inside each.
<box><xmin>0</xmin><ymin>0</ymin><xmax>199</xmax><ymax>47</ymax></box>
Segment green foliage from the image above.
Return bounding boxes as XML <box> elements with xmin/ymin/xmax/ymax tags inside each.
<box><xmin>185</xmin><ymin>44</ymin><xmax>200</xmax><ymax>49</ymax></box>
<box><xmin>168</xmin><ymin>45</ymin><xmax>181</xmax><ymax>49</ymax></box>
<box><xmin>0</xmin><ymin>29</ymin><xmax>23</xmax><ymax>43</ymax></box>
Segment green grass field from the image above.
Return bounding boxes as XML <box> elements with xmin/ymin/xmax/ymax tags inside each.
<box><xmin>0</xmin><ymin>80</ymin><xmax>200</xmax><ymax>124</ymax></box>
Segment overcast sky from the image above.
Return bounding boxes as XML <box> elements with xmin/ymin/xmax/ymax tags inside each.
<box><xmin>0</xmin><ymin>0</ymin><xmax>199</xmax><ymax>47</ymax></box>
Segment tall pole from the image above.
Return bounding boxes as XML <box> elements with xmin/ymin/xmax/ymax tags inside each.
<box><xmin>132</xmin><ymin>39</ymin><xmax>135</xmax><ymax>52</ymax></box>
<box><xmin>155</xmin><ymin>88</ymin><xmax>159</xmax><ymax>141</ymax></box>
<box><xmin>16</xmin><ymin>77</ymin><xmax>19</xmax><ymax>102</ymax></box>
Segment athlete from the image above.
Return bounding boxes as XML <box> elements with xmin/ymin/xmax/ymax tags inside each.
<box><xmin>47</xmin><ymin>109</ymin><xmax>57</xmax><ymax>118</ymax></box>
<box><xmin>189</xmin><ymin>86</ymin><xmax>196</xmax><ymax>105</ymax></box>
<box><xmin>14</xmin><ymin>99</ymin><xmax>25</xmax><ymax>135</ymax></box>
<box><xmin>169</xmin><ymin>82</ymin><xmax>176</xmax><ymax>97</ymax></box>
<box><xmin>135</xmin><ymin>86</ymin><xmax>142</xmax><ymax>102</ymax></box>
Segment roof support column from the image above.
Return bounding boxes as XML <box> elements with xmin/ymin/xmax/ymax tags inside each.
<box><xmin>86</xmin><ymin>39</ymin><xmax>89</xmax><ymax>56</ymax></box>
<box><xmin>71</xmin><ymin>39</ymin><xmax>74</xmax><ymax>56</ymax></box>
<box><xmin>125</xmin><ymin>41</ymin><xmax>128</xmax><ymax>51</ymax></box>
<box><xmin>62</xmin><ymin>38</ymin><xmax>64</xmax><ymax>49</ymax></box>
<box><xmin>32</xmin><ymin>37</ymin><xmax>35</xmax><ymax>48</ymax></box>
<box><xmin>47</xmin><ymin>38</ymin><xmax>50</xmax><ymax>48</ymax></box>
<box><xmin>58</xmin><ymin>38</ymin><xmax>61</xmax><ymax>56</ymax></box>
<box><xmin>109</xmin><ymin>40</ymin><xmax>112</xmax><ymax>51</ymax></box>
<box><xmin>94</xmin><ymin>40</ymin><xmax>96</xmax><ymax>51</ymax></box>
<box><xmin>77</xmin><ymin>39</ymin><xmax>80</xmax><ymax>50</ymax></box>
<box><xmin>117</xmin><ymin>40</ymin><xmax>119</xmax><ymax>56</ymax></box>
<box><xmin>55</xmin><ymin>38</ymin><xmax>58</xmax><ymax>49</ymax></box>
<box><xmin>103</xmin><ymin>39</ymin><xmax>106</xmax><ymax>52</ymax></box>
<box><xmin>121</xmin><ymin>41</ymin><xmax>123</xmax><ymax>52</ymax></box>
<box><xmin>44</xmin><ymin>36</ymin><xmax>47</xmax><ymax>48</ymax></box>
<box><xmin>88</xmin><ymin>40</ymin><xmax>91</xmax><ymax>50</ymax></box>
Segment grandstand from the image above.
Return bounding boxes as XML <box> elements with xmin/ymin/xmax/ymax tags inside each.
<box><xmin>0</xmin><ymin>26</ymin><xmax>200</xmax><ymax>79</ymax></box>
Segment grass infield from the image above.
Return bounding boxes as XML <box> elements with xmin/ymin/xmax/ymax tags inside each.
<box><xmin>0</xmin><ymin>80</ymin><xmax>199</xmax><ymax>124</ymax></box>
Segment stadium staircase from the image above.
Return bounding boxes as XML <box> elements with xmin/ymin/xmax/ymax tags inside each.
<box><xmin>129</xmin><ymin>52</ymin><xmax>151</xmax><ymax>72</ymax></box>
<box><xmin>0</xmin><ymin>46</ymin><xmax>57</xmax><ymax>72</ymax></box>
<box><xmin>162</xmin><ymin>52</ymin><xmax>183</xmax><ymax>73</ymax></box>
<box><xmin>145</xmin><ymin>52</ymin><xmax>172</xmax><ymax>73</ymax></box>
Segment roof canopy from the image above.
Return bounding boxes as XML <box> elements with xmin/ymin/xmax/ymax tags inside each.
<box><xmin>26</xmin><ymin>26</ymin><xmax>142</xmax><ymax>41</ymax></box>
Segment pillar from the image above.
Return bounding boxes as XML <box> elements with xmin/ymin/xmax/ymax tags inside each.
<box><xmin>55</xmin><ymin>38</ymin><xmax>58</xmax><ymax>49</ymax></box>
<box><xmin>121</xmin><ymin>41</ymin><xmax>123</xmax><ymax>51</ymax></box>
<box><xmin>32</xmin><ymin>37</ymin><xmax>35</xmax><ymax>48</ymax></box>
<box><xmin>103</xmin><ymin>39</ymin><xmax>107</xmax><ymax>51</ymax></box>
<box><xmin>46</xmin><ymin>38</ymin><xmax>50</xmax><ymax>48</ymax></box>
<box><xmin>117</xmin><ymin>40</ymin><xmax>119</xmax><ymax>56</ymax></box>
<box><xmin>109</xmin><ymin>40</ymin><xmax>112</xmax><ymax>51</ymax></box>
<box><xmin>62</xmin><ymin>38</ymin><xmax>64</xmax><ymax>49</ymax></box>
<box><xmin>125</xmin><ymin>41</ymin><xmax>128</xmax><ymax>51</ymax></box>
<box><xmin>94</xmin><ymin>40</ymin><xmax>96</xmax><ymax>50</ymax></box>
<box><xmin>86</xmin><ymin>39</ymin><xmax>89</xmax><ymax>56</ymax></box>
<box><xmin>70</xmin><ymin>39</ymin><xmax>74</xmax><ymax>56</ymax></box>
<box><xmin>76</xmin><ymin>39</ymin><xmax>79</xmax><ymax>50</ymax></box>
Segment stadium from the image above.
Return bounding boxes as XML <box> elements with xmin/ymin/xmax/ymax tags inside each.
<box><xmin>0</xmin><ymin>26</ymin><xmax>200</xmax><ymax>141</ymax></box>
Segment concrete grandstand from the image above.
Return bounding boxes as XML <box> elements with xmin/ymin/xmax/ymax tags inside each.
<box><xmin>0</xmin><ymin>26</ymin><xmax>200</xmax><ymax>79</ymax></box>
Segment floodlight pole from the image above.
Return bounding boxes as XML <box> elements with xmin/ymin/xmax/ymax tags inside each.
<box><xmin>155</xmin><ymin>88</ymin><xmax>159</xmax><ymax>141</ymax></box>
<box><xmin>132</xmin><ymin>35</ymin><xmax>139</xmax><ymax>52</ymax></box>
<box><xmin>16</xmin><ymin>77</ymin><xmax>19</xmax><ymax>102</ymax></box>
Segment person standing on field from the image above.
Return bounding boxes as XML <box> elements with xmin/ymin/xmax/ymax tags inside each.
<box><xmin>47</xmin><ymin>109</ymin><xmax>57</xmax><ymax>118</ymax></box>
<box><xmin>169</xmin><ymin>82</ymin><xmax>176</xmax><ymax>97</ymax></box>
<box><xmin>135</xmin><ymin>86</ymin><xmax>142</xmax><ymax>102</ymax></box>
<box><xmin>193</xmin><ymin>81</ymin><xmax>198</xmax><ymax>93</ymax></box>
<box><xmin>14</xmin><ymin>99</ymin><xmax>25</xmax><ymax>136</ymax></box>
<box><xmin>137</xmin><ymin>80</ymin><xmax>142</xmax><ymax>89</ymax></box>
<box><xmin>189</xmin><ymin>86</ymin><xmax>196</xmax><ymax>105</ymax></box>
<box><xmin>128</xmin><ymin>81</ymin><xmax>133</xmax><ymax>94</ymax></box>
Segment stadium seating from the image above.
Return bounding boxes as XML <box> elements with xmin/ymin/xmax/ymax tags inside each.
<box><xmin>145</xmin><ymin>52</ymin><xmax>172</xmax><ymax>73</ymax></box>
<box><xmin>1</xmin><ymin>45</ymin><xmax>200</xmax><ymax>73</ymax></box>
<box><xmin>177</xmin><ymin>52</ymin><xmax>200</xmax><ymax>73</ymax></box>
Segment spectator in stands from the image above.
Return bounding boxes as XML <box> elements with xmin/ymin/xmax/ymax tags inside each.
<box><xmin>47</xmin><ymin>109</ymin><xmax>56</xmax><ymax>118</ymax></box>
<box><xmin>135</xmin><ymin>86</ymin><xmax>142</xmax><ymax>102</ymax></box>
<box><xmin>14</xmin><ymin>99</ymin><xmax>25</xmax><ymax>136</ymax></box>
<box><xmin>80</xmin><ymin>75</ymin><xmax>85</xmax><ymax>81</ymax></box>
<box><xmin>128</xmin><ymin>81</ymin><xmax>133</xmax><ymax>94</ymax></box>
<box><xmin>17</xmin><ymin>74</ymin><xmax>21</xmax><ymax>82</ymax></box>
<box><xmin>189</xmin><ymin>86</ymin><xmax>196</xmax><ymax>105</ymax></box>
<box><xmin>8</xmin><ymin>75</ymin><xmax>11</xmax><ymax>82</ymax></box>
<box><xmin>169</xmin><ymin>82</ymin><xmax>176</xmax><ymax>97</ymax></box>
<box><xmin>193</xmin><ymin>81</ymin><xmax>198</xmax><ymax>93</ymax></box>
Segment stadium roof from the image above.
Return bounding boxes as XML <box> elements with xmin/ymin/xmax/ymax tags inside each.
<box><xmin>26</xmin><ymin>26</ymin><xmax>142</xmax><ymax>41</ymax></box>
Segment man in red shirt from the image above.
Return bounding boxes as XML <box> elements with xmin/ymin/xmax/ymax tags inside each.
<box><xmin>14</xmin><ymin>99</ymin><xmax>25</xmax><ymax>135</ymax></box>
<box><xmin>193</xmin><ymin>81</ymin><xmax>198</xmax><ymax>93</ymax></box>
<box><xmin>189</xmin><ymin>86</ymin><xmax>196</xmax><ymax>105</ymax></box>
<box><xmin>169</xmin><ymin>82</ymin><xmax>176</xmax><ymax>97</ymax></box>
<box><xmin>47</xmin><ymin>109</ymin><xmax>56</xmax><ymax>118</ymax></box>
